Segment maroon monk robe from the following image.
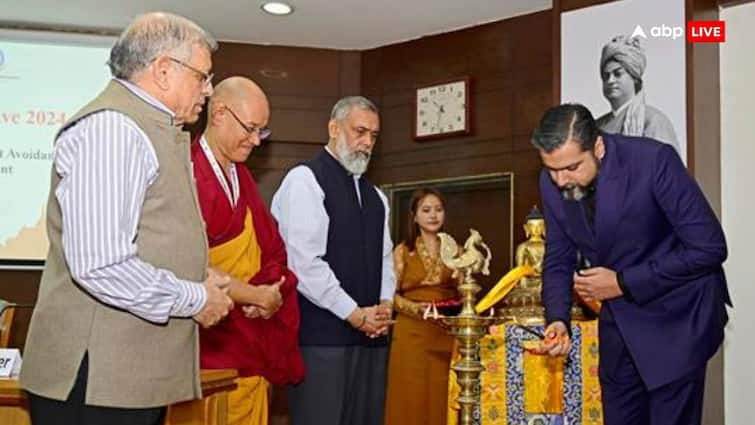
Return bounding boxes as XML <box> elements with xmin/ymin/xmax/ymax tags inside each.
<box><xmin>192</xmin><ymin>139</ymin><xmax>304</xmax><ymax>385</ymax></box>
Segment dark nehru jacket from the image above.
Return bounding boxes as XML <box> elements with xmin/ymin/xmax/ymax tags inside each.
<box><xmin>299</xmin><ymin>149</ymin><xmax>386</xmax><ymax>347</ymax></box>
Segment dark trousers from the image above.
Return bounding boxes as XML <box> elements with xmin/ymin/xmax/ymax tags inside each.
<box><xmin>600</xmin><ymin>318</ymin><xmax>706</xmax><ymax>425</ymax></box>
<box><xmin>28</xmin><ymin>354</ymin><xmax>165</xmax><ymax>425</ymax></box>
<box><xmin>287</xmin><ymin>345</ymin><xmax>388</xmax><ymax>425</ymax></box>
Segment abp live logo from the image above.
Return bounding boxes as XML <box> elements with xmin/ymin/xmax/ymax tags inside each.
<box><xmin>630</xmin><ymin>21</ymin><xmax>725</xmax><ymax>43</ymax></box>
<box><xmin>687</xmin><ymin>21</ymin><xmax>725</xmax><ymax>42</ymax></box>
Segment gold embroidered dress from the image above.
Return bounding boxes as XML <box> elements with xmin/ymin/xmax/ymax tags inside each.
<box><xmin>385</xmin><ymin>237</ymin><xmax>458</xmax><ymax>425</ymax></box>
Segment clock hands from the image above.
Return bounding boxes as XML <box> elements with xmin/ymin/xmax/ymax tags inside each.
<box><xmin>432</xmin><ymin>100</ymin><xmax>445</xmax><ymax>131</ymax></box>
<box><xmin>415</xmin><ymin>80</ymin><xmax>467</xmax><ymax>138</ymax></box>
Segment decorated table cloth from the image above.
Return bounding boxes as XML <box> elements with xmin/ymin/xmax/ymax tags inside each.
<box><xmin>448</xmin><ymin>321</ymin><xmax>603</xmax><ymax>425</ymax></box>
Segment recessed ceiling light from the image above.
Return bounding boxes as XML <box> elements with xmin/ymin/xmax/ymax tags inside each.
<box><xmin>261</xmin><ymin>2</ymin><xmax>294</xmax><ymax>16</ymax></box>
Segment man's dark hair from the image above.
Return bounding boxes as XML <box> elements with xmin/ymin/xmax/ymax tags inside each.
<box><xmin>531</xmin><ymin>103</ymin><xmax>599</xmax><ymax>153</ymax></box>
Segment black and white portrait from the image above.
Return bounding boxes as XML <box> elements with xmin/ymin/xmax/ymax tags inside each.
<box><xmin>561</xmin><ymin>0</ymin><xmax>687</xmax><ymax>161</ymax></box>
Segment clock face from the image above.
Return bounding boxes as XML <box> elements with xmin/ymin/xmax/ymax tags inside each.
<box><xmin>415</xmin><ymin>79</ymin><xmax>469</xmax><ymax>139</ymax></box>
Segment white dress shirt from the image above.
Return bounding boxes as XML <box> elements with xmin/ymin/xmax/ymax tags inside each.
<box><xmin>271</xmin><ymin>149</ymin><xmax>396</xmax><ymax>320</ymax></box>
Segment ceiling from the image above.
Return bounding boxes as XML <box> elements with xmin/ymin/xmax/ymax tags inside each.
<box><xmin>2</xmin><ymin>0</ymin><xmax>552</xmax><ymax>50</ymax></box>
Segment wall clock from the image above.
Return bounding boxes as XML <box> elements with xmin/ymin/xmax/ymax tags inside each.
<box><xmin>413</xmin><ymin>77</ymin><xmax>470</xmax><ymax>140</ymax></box>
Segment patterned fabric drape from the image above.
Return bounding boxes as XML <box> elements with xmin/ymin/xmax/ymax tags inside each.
<box><xmin>448</xmin><ymin>321</ymin><xmax>603</xmax><ymax>425</ymax></box>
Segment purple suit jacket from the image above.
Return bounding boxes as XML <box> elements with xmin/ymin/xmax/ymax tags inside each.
<box><xmin>540</xmin><ymin>134</ymin><xmax>730</xmax><ymax>390</ymax></box>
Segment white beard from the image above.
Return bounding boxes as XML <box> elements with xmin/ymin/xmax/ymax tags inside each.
<box><xmin>335</xmin><ymin>134</ymin><xmax>371</xmax><ymax>175</ymax></box>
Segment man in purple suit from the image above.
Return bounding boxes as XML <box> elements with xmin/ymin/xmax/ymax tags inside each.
<box><xmin>530</xmin><ymin>104</ymin><xmax>730</xmax><ymax>425</ymax></box>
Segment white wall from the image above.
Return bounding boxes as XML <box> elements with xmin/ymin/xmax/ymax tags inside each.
<box><xmin>721</xmin><ymin>3</ymin><xmax>755</xmax><ymax>424</ymax></box>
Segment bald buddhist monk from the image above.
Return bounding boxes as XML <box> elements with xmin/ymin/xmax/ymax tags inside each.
<box><xmin>193</xmin><ymin>76</ymin><xmax>304</xmax><ymax>425</ymax></box>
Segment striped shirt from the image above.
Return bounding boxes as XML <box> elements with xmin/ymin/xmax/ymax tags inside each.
<box><xmin>53</xmin><ymin>79</ymin><xmax>206</xmax><ymax>324</ymax></box>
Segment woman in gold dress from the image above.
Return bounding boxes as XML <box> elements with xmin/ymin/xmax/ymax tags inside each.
<box><xmin>384</xmin><ymin>188</ymin><xmax>459</xmax><ymax>425</ymax></box>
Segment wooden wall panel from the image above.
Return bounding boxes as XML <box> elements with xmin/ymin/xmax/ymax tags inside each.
<box><xmin>208</xmin><ymin>42</ymin><xmax>361</xmax><ymax>203</ymax></box>
<box><xmin>364</xmin><ymin>10</ymin><xmax>553</xmax><ymax>268</ymax></box>
<box><xmin>245</xmin><ymin>141</ymin><xmax>323</xmax><ymax>204</ymax></box>
<box><xmin>0</xmin><ymin>270</ymin><xmax>40</xmax><ymax>351</ymax></box>
<box><xmin>686</xmin><ymin>1</ymin><xmax>724</xmax><ymax>424</ymax></box>
<box><xmin>558</xmin><ymin>0</ymin><xmax>616</xmax><ymax>11</ymax></box>
<box><xmin>206</xmin><ymin>43</ymin><xmax>340</xmax><ymax>144</ymax></box>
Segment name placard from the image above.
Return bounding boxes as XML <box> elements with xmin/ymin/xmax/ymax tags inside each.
<box><xmin>0</xmin><ymin>348</ymin><xmax>22</xmax><ymax>378</ymax></box>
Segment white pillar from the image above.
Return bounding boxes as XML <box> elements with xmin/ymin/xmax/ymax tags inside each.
<box><xmin>720</xmin><ymin>3</ymin><xmax>755</xmax><ymax>424</ymax></box>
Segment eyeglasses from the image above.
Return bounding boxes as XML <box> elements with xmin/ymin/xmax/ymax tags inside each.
<box><xmin>224</xmin><ymin>106</ymin><xmax>272</xmax><ymax>140</ymax></box>
<box><xmin>167</xmin><ymin>57</ymin><xmax>214</xmax><ymax>87</ymax></box>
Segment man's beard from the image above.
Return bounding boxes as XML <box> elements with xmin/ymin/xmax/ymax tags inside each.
<box><xmin>560</xmin><ymin>183</ymin><xmax>594</xmax><ymax>201</ymax></box>
<box><xmin>559</xmin><ymin>155</ymin><xmax>599</xmax><ymax>201</ymax></box>
<box><xmin>335</xmin><ymin>134</ymin><xmax>371</xmax><ymax>175</ymax></box>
